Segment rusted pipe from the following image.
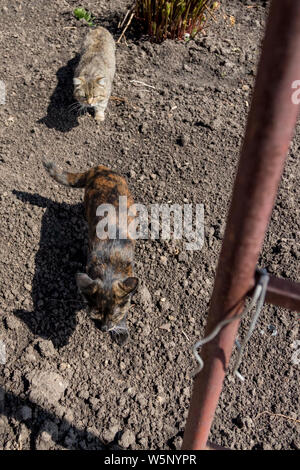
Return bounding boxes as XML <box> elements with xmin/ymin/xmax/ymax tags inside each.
<box><xmin>182</xmin><ymin>0</ymin><xmax>300</xmax><ymax>450</ymax></box>
<box><xmin>254</xmin><ymin>272</ymin><xmax>300</xmax><ymax>312</ymax></box>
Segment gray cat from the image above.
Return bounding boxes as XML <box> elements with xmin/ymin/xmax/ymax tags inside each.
<box><xmin>73</xmin><ymin>27</ymin><xmax>116</xmax><ymax>122</ymax></box>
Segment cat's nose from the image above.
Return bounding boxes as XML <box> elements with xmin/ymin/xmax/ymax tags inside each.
<box><xmin>87</xmin><ymin>98</ymin><xmax>93</xmax><ymax>105</ymax></box>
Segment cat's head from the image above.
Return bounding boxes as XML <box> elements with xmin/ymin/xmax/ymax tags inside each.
<box><xmin>76</xmin><ymin>273</ymin><xmax>138</xmax><ymax>332</ymax></box>
<box><xmin>73</xmin><ymin>77</ymin><xmax>107</xmax><ymax>107</ymax></box>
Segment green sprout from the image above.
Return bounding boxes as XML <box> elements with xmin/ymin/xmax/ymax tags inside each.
<box><xmin>135</xmin><ymin>0</ymin><xmax>216</xmax><ymax>43</ymax></box>
<box><xmin>74</xmin><ymin>7</ymin><xmax>95</xmax><ymax>26</ymax></box>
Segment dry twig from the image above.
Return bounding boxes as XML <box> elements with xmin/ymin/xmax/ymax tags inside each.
<box><xmin>254</xmin><ymin>410</ymin><xmax>300</xmax><ymax>424</ymax></box>
<box><xmin>117</xmin><ymin>11</ymin><xmax>134</xmax><ymax>44</ymax></box>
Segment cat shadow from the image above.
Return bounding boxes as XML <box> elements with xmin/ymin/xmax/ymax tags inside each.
<box><xmin>13</xmin><ymin>190</ymin><xmax>88</xmax><ymax>348</ymax></box>
<box><xmin>38</xmin><ymin>55</ymin><xmax>81</xmax><ymax>132</ymax></box>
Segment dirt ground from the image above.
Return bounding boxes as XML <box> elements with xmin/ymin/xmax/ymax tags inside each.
<box><xmin>0</xmin><ymin>0</ymin><xmax>299</xmax><ymax>451</ymax></box>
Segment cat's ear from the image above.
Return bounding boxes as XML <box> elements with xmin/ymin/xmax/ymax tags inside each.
<box><xmin>96</xmin><ymin>77</ymin><xmax>106</xmax><ymax>86</ymax></box>
<box><xmin>73</xmin><ymin>77</ymin><xmax>82</xmax><ymax>86</ymax></box>
<box><xmin>113</xmin><ymin>277</ymin><xmax>138</xmax><ymax>298</ymax></box>
<box><xmin>76</xmin><ymin>273</ymin><xmax>100</xmax><ymax>295</ymax></box>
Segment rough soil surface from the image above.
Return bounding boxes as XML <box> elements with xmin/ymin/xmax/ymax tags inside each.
<box><xmin>0</xmin><ymin>0</ymin><xmax>299</xmax><ymax>450</ymax></box>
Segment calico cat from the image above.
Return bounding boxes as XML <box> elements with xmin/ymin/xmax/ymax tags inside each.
<box><xmin>42</xmin><ymin>160</ymin><xmax>138</xmax><ymax>345</ymax></box>
<box><xmin>73</xmin><ymin>27</ymin><xmax>116</xmax><ymax>122</ymax></box>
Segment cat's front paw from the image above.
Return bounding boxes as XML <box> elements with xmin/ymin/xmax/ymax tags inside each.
<box><xmin>95</xmin><ymin>112</ymin><xmax>105</xmax><ymax>123</ymax></box>
<box><xmin>111</xmin><ymin>330</ymin><xmax>129</xmax><ymax>346</ymax></box>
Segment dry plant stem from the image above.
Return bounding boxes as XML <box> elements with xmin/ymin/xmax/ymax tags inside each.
<box><xmin>117</xmin><ymin>12</ymin><xmax>135</xmax><ymax>44</ymax></box>
<box><xmin>119</xmin><ymin>9</ymin><xmax>130</xmax><ymax>29</ymax></box>
<box><xmin>130</xmin><ymin>80</ymin><xmax>156</xmax><ymax>89</ymax></box>
<box><xmin>110</xmin><ymin>95</ymin><xmax>127</xmax><ymax>102</ymax></box>
<box><xmin>204</xmin><ymin>5</ymin><xmax>217</xmax><ymax>23</ymax></box>
<box><xmin>254</xmin><ymin>411</ymin><xmax>300</xmax><ymax>424</ymax></box>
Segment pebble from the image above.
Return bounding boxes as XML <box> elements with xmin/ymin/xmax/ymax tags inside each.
<box><xmin>158</xmin><ymin>299</ymin><xmax>171</xmax><ymax>312</ymax></box>
<box><xmin>160</xmin><ymin>255</ymin><xmax>168</xmax><ymax>266</ymax></box>
<box><xmin>5</xmin><ymin>316</ymin><xmax>20</xmax><ymax>330</ymax></box>
<box><xmin>159</xmin><ymin>323</ymin><xmax>171</xmax><ymax>332</ymax></box>
<box><xmin>36</xmin><ymin>339</ymin><xmax>56</xmax><ymax>358</ymax></box>
<box><xmin>102</xmin><ymin>424</ymin><xmax>120</xmax><ymax>443</ymax></box>
<box><xmin>138</xmin><ymin>285</ymin><xmax>152</xmax><ymax>307</ymax></box>
<box><xmin>26</xmin><ymin>370</ymin><xmax>68</xmax><ymax>406</ymax></box>
<box><xmin>78</xmin><ymin>389</ymin><xmax>89</xmax><ymax>400</ymax></box>
<box><xmin>35</xmin><ymin>420</ymin><xmax>58</xmax><ymax>450</ymax></box>
<box><xmin>267</xmin><ymin>324</ymin><xmax>278</xmax><ymax>336</ymax></box>
<box><xmin>118</xmin><ymin>429</ymin><xmax>136</xmax><ymax>448</ymax></box>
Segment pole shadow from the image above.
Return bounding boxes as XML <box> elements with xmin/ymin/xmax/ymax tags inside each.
<box><xmin>0</xmin><ymin>386</ymin><xmax>107</xmax><ymax>450</ymax></box>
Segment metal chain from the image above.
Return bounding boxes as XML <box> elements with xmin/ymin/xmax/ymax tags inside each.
<box><xmin>192</xmin><ymin>269</ymin><xmax>270</xmax><ymax>380</ymax></box>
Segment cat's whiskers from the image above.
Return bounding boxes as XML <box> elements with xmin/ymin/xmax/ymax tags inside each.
<box><xmin>68</xmin><ymin>102</ymin><xmax>82</xmax><ymax>115</ymax></box>
<box><xmin>68</xmin><ymin>101</ymin><xmax>80</xmax><ymax>110</ymax></box>
<box><xmin>79</xmin><ymin>104</ymin><xmax>87</xmax><ymax>116</ymax></box>
<box><xmin>109</xmin><ymin>325</ymin><xmax>127</xmax><ymax>335</ymax></box>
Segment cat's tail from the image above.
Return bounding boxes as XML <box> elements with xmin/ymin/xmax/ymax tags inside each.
<box><xmin>42</xmin><ymin>159</ymin><xmax>89</xmax><ymax>188</ymax></box>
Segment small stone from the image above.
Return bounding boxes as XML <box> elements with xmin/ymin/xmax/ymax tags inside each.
<box><xmin>36</xmin><ymin>339</ymin><xmax>56</xmax><ymax>358</ymax></box>
<box><xmin>158</xmin><ymin>299</ymin><xmax>171</xmax><ymax>312</ymax></box>
<box><xmin>159</xmin><ymin>323</ymin><xmax>171</xmax><ymax>332</ymax></box>
<box><xmin>63</xmin><ymin>409</ymin><xmax>74</xmax><ymax>422</ymax></box>
<box><xmin>5</xmin><ymin>316</ymin><xmax>20</xmax><ymax>330</ymax></box>
<box><xmin>157</xmin><ymin>395</ymin><xmax>166</xmax><ymax>404</ymax></box>
<box><xmin>26</xmin><ymin>370</ymin><xmax>68</xmax><ymax>406</ymax></box>
<box><xmin>35</xmin><ymin>421</ymin><xmax>58</xmax><ymax>450</ymax></box>
<box><xmin>262</xmin><ymin>443</ymin><xmax>273</xmax><ymax>450</ymax></box>
<box><xmin>138</xmin><ymin>437</ymin><xmax>148</xmax><ymax>448</ymax></box>
<box><xmin>102</xmin><ymin>425</ymin><xmax>120</xmax><ymax>443</ymax></box>
<box><xmin>160</xmin><ymin>255</ymin><xmax>168</xmax><ymax>266</ymax></box>
<box><xmin>78</xmin><ymin>389</ymin><xmax>89</xmax><ymax>400</ymax></box>
<box><xmin>24</xmin><ymin>345</ymin><xmax>37</xmax><ymax>362</ymax></box>
<box><xmin>136</xmin><ymin>394</ymin><xmax>147</xmax><ymax>408</ymax></box>
<box><xmin>177</xmin><ymin>252</ymin><xmax>188</xmax><ymax>263</ymax></box>
<box><xmin>139</xmin><ymin>285</ymin><xmax>152</xmax><ymax>307</ymax></box>
<box><xmin>171</xmin><ymin>435</ymin><xmax>183</xmax><ymax>450</ymax></box>
<box><xmin>118</xmin><ymin>429</ymin><xmax>135</xmax><ymax>448</ymax></box>
<box><xmin>183</xmin><ymin>64</ymin><xmax>192</xmax><ymax>72</ymax></box>
<box><xmin>267</xmin><ymin>324</ymin><xmax>277</xmax><ymax>336</ymax></box>
<box><xmin>89</xmin><ymin>397</ymin><xmax>100</xmax><ymax>410</ymax></box>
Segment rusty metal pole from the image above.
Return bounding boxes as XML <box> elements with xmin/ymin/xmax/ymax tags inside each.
<box><xmin>256</xmin><ymin>273</ymin><xmax>300</xmax><ymax>312</ymax></box>
<box><xmin>182</xmin><ymin>0</ymin><xmax>300</xmax><ymax>450</ymax></box>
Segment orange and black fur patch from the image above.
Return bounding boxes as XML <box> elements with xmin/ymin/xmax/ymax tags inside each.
<box><xmin>43</xmin><ymin>160</ymin><xmax>138</xmax><ymax>345</ymax></box>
